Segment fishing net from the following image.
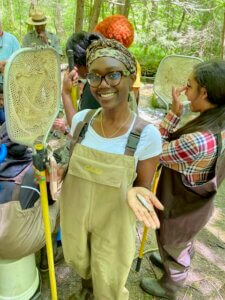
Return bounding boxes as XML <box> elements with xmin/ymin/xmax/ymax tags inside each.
<box><xmin>4</xmin><ymin>47</ymin><xmax>61</xmax><ymax>147</ymax></box>
<box><xmin>154</xmin><ymin>55</ymin><xmax>203</xmax><ymax>110</ymax></box>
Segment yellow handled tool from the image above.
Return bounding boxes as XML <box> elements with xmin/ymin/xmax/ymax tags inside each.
<box><xmin>135</xmin><ymin>165</ymin><xmax>162</xmax><ymax>272</ymax></box>
<box><xmin>34</xmin><ymin>144</ymin><xmax>58</xmax><ymax>300</ymax></box>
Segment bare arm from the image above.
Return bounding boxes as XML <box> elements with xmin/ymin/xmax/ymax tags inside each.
<box><xmin>134</xmin><ymin>155</ymin><xmax>160</xmax><ymax>189</ymax></box>
<box><xmin>62</xmin><ymin>68</ymin><xmax>78</xmax><ymax>127</ymax></box>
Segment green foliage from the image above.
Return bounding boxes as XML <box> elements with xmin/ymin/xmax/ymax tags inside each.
<box><xmin>130</xmin><ymin>43</ymin><xmax>167</xmax><ymax>76</ymax></box>
<box><xmin>1</xmin><ymin>0</ymin><xmax>224</xmax><ymax>74</ymax></box>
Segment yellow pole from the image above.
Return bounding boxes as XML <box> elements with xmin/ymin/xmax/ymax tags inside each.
<box><xmin>71</xmin><ymin>86</ymin><xmax>78</xmax><ymax>110</ymax></box>
<box><xmin>35</xmin><ymin>144</ymin><xmax>58</xmax><ymax>300</ymax></box>
<box><xmin>136</xmin><ymin>166</ymin><xmax>161</xmax><ymax>272</ymax></box>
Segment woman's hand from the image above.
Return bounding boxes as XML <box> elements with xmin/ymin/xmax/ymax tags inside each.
<box><xmin>62</xmin><ymin>67</ymin><xmax>79</xmax><ymax>95</ymax></box>
<box><xmin>127</xmin><ymin>187</ymin><xmax>164</xmax><ymax>229</ymax></box>
<box><xmin>171</xmin><ymin>86</ymin><xmax>186</xmax><ymax>117</ymax></box>
<box><xmin>52</xmin><ymin>118</ymin><xmax>67</xmax><ymax>133</ymax></box>
<box><xmin>33</xmin><ymin>163</ymin><xmax>66</xmax><ymax>185</ymax></box>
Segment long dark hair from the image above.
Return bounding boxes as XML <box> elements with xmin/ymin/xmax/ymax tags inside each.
<box><xmin>171</xmin><ymin>61</ymin><xmax>225</xmax><ymax>140</ymax></box>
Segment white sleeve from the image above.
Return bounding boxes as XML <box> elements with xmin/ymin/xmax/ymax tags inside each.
<box><xmin>135</xmin><ymin>124</ymin><xmax>162</xmax><ymax>161</ymax></box>
<box><xmin>70</xmin><ymin>109</ymin><xmax>91</xmax><ymax>136</ymax></box>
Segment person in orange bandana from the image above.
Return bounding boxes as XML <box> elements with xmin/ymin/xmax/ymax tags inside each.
<box><xmin>95</xmin><ymin>15</ymin><xmax>141</xmax><ymax>105</ymax></box>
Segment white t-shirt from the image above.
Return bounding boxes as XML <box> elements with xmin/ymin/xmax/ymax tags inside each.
<box><xmin>70</xmin><ymin>108</ymin><xmax>162</xmax><ymax>166</ymax></box>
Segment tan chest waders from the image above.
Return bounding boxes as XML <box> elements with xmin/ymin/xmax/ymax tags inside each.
<box><xmin>60</xmin><ymin>110</ymin><xmax>148</xmax><ymax>300</ymax></box>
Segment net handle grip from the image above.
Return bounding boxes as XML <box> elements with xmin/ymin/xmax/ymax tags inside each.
<box><xmin>67</xmin><ymin>49</ymin><xmax>74</xmax><ymax>72</ymax></box>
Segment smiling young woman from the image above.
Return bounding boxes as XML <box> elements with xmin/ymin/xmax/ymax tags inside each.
<box><xmin>60</xmin><ymin>39</ymin><xmax>163</xmax><ymax>299</ymax></box>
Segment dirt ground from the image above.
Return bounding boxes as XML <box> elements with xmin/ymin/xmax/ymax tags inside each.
<box><xmin>40</xmin><ymin>83</ymin><xmax>225</xmax><ymax>300</ymax></box>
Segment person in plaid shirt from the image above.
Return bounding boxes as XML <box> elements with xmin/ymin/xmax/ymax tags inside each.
<box><xmin>128</xmin><ymin>61</ymin><xmax>225</xmax><ymax>299</ymax></box>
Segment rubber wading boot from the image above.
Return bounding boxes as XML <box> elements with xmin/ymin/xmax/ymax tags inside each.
<box><xmin>140</xmin><ymin>277</ymin><xmax>176</xmax><ymax>300</ymax></box>
<box><xmin>69</xmin><ymin>289</ymin><xmax>94</xmax><ymax>300</ymax></box>
<box><xmin>39</xmin><ymin>238</ymin><xmax>64</xmax><ymax>272</ymax></box>
<box><xmin>69</xmin><ymin>279</ymin><xmax>94</xmax><ymax>300</ymax></box>
<box><xmin>149</xmin><ymin>251</ymin><xmax>165</xmax><ymax>270</ymax></box>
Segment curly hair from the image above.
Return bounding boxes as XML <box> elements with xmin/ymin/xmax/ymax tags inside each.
<box><xmin>94</xmin><ymin>15</ymin><xmax>134</xmax><ymax>48</ymax></box>
<box><xmin>66</xmin><ymin>32</ymin><xmax>103</xmax><ymax>67</ymax></box>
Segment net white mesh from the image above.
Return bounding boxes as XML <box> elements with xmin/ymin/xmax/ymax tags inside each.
<box><xmin>154</xmin><ymin>55</ymin><xmax>203</xmax><ymax>109</ymax></box>
<box><xmin>4</xmin><ymin>47</ymin><xmax>61</xmax><ymax>147</ymax></box>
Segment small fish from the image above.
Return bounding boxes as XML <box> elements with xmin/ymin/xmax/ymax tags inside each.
<box><xmin>137</xmin><ymin>193</ymin><xmax>154</xmax><ymax>213</ymax></box>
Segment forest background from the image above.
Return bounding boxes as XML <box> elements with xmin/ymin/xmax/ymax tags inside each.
<box><xmin>1</xmin><ymin>0</ymin><xmax>225</xmax><ymax>76</ymax></box>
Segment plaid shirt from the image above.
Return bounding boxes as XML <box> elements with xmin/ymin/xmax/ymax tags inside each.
<box><xmin>159</xmin><ymin>111</ymin><xmax>220</xmax><ymax>186</ymax></box>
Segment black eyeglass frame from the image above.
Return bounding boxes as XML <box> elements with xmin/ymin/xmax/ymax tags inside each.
<box><xmin>87</xmin><ymin>70</ymin><xmax>130</xmax><ymax>88</ymax></box>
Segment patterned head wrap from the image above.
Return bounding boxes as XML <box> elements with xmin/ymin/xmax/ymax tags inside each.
<box><xmin>86</xmin><ymin>39</ymin><xmax>136</xmax><ymax>74</ymax></box>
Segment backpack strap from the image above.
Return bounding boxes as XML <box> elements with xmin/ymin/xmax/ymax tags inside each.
<box><xmin>215</xmin><ymin>132</ymin><xmax>225</xmax><ymax>188</ymax></box>
<box><xmin>69</xmin><ymin>109</ymin><xmax>97</xmax><ymax>158</ymax></box>
<box><xmin>125</xmin><ymin>116</ymin><xmax>150</xmax><ymax>156</ymax></box>
<box><xmin>217</xmin><ymin>132</ymin><xmax>222</xmax><ymax>156</ymax></box>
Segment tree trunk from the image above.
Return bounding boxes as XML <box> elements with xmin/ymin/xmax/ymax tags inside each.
<box><xmin>130</xmin><ymin>5</ymin><xmax>137</xmax><ymax>30</ymax></box>
<box><xmin>112</xmin><ymin>4</ymin><xmax>115</xmax><ymax>15</ymax></box>
<box><xmin>151</xmin><ymin>0</ymin><xmax>158</xmax><ymax>17</ymax></box>
<box><xmin>116</xmin><ymin>0</ymin><xmax>124</xmax><ymax>14</ymax></box>
<box><xmin>177</xmin><ymin>10</ymin><xmax>186</xmax><ymax>33</ymax></box>
<box><xmin>88</xmin><ymin>0</ymin><xmax>94</xmax><ymax>26</ymax></box>
<box><xmin>89</xmin><ymin>0</ymin><xmax>103</xmax><ymax>31</ymax></box>
<box><xmin>8</xmin><ymin>0</ymin><xmax>14</xmax><ymax>24</ymax></box>
<box><xmin>123</xmin><ymin>0</ymin><xmax>130</xmax><ymax>17</ymax></box>
<box><xmin>142</xmin><ymin>7</ymin><xmax>147</xmax><ymax>31</ymax></box>
<box><xmin>75</xmin><ymin>0</ymin><xmax>85</xmax><ymax>33</ymax></box>
<box><xmin>101</xmin><ymin>1</ymin><xmax>106</xmax><ymax>20</ymax></box>
<box><xmin>54</xmin><ymin>0</ymin><xmax>65</xmax><ymax>37</ymax></box>
<box><xmin>221</xmin><ymin>11</ymin><xmax>225</xmax><ymax>60</ymax></box>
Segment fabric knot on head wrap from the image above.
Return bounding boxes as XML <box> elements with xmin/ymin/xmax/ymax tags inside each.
<box><xmin>86</xmin><ymin>39</ymin><xmax>136</xmax><ymax>74</ymax></box>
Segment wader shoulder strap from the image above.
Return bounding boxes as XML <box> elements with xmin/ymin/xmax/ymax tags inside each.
<box><xmin>216</xmin><ymin>132</ymin><xmax>225</xmax><ymax>187</ymax></box>
<box><xmin>125</xmin><ymin>116</ymin><xmax>149</xmax><ymax>156</ymax></box>
<box><xmin>69</xmin><ymin>109</ymin><xmax>97</xmax><ymax>158</ymax></box>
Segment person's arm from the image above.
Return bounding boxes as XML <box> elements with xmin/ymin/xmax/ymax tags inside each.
<box><xmin>159</xmin><ymin>86</ymin><xmax>186</xmax><ymax>140</ymax></box>
<box><xmin>134</xmin><ymin>155</ymin><xmax>159</xmax><ymax>189</ymax></box>
<box><xmin>128</xmin><ymin>124</ymin><xmax>162</xmax><ymax>228</ymax></box>
<box><xmin>160</xmin><ymin>85</ymin><xmax>206</xmax><ymax>165</ymax></box>
<box><xmin>62</xmin><ymin>68</ymin><xmax>78</xmax><ymax>127</ymax></box>
<box><xmin>159</xmin><ymin>110</ymin><xmax>180</xmax><ymax>140</ymax></box>
<box><xmin>160</xmin><ymin>131</ymin><xmax>215</xmax><ymax>165</ymax></box>
<box><xmin>133</xmin><ymin>123</ymin><xmax>162</xmax><ymax>188</ymax></box>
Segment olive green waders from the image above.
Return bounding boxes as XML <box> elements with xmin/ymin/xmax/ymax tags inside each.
<box><xmin>60</xmin><ymin>111</ymin><xmax>149</xmax><ymax>299</ymax></box>
<box><xmin>61</xmin><ymin>143</ymin><xmax>137</xmax><ymax>299</ymax></box>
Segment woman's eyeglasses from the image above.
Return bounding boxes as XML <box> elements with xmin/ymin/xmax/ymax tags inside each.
<box><xmin>87</xmin><ymin>70</ymin><xmax>130</xmax><ymax>88</ymax></box>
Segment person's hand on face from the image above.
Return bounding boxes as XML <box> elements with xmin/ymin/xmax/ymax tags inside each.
<box><xmin>127</xmin><ymin>187</ymin><xmax>164</xmax><ymax>229</ymax></box>
<box><xmin>38</xmin><ymin>31</ymin><xmax>49</xmax><ymax>44</ymax></box>
<box><xmin>62</xmin><ymin>67</ymin><xmax>79</xmax><ymax>95</ymax></box>
<box><xmin>35</xmin><ymin>25</ymin><xmax>48</xmax><ymax>44</ymax></box>
<box><xmin>171</xmin><ymin>86</ymin><xmax>186</xmax><ymax>117</ymax></box>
